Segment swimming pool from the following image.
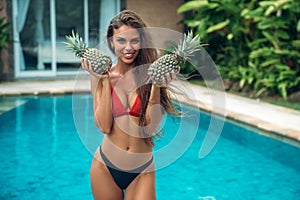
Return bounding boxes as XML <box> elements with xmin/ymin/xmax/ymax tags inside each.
<box><xmin>0</xmin><ymin>95</ymin><xmax>299</xmax><ymax>200</ymax></box>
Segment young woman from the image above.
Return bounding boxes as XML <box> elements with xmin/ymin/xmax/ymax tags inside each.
<box><xmin>82</xmin><ymin>10</ymin><xmax>179</xmax><ymax>200</ymax></box>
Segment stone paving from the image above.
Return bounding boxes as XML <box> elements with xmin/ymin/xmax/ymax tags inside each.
<box><xmin>1</xmin><ymin>78</ymin><xmax>299</xmax><ymax>147</ymax></box>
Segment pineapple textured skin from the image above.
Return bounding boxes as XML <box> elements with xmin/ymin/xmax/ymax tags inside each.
<box><xmin>83</xmin><ymin>48</ymin><xmax>112</xmax><ymax>74</ymax></box>
<box><xmin>148</xmin><ymin>31</ymin><xmax>202</xmax><ymax>84</ymax></box>
<box><xmin>63</xmin><ymin>31</ymin><xmax>112</xmax><ymax>75</ymax></box>
<box><xmin>148</xmin><ymin>54</ymin><xmax>179</xmax><ymax>84</ymax></box>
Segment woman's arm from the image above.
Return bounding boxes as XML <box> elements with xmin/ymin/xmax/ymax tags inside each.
<box><xmin>82</xmin><ymin>58</ymin><xmax>113</xmax><ymax>134</ymax></box>
<box><xmin>93</xmin><ymin>77</ymin><xmax>113</xmax><ymax>134</ymax></box>
<box><xmin>144</xmin><ymin>84</ymin><xmax>164</xmax><ymax>135</ymax></box>
<box><xmin>144</xmin><ymin>69</ymin><xmax>180</xmax><ymax>135</ymax></box>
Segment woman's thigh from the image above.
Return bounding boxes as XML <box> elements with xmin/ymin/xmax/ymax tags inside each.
<box><xmin>125</xmin><ymin>171</ymin><xmax>156</xmax><ymax>200</ymax></box>
<box><xmin>90</xmin><ymin>150</ymin><xmax>123</xmax><ymax>200</ymax></box>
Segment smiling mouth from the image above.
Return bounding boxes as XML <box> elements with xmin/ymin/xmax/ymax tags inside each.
<box><xmin>122</xmin><ymin>52</ymin><xmax>135</xmax><ymax>59</ymax></box>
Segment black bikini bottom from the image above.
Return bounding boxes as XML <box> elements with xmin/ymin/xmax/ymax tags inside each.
<box><xmin>99</xmin><ymin>146</ymin><xmax>153</xmax><ymax>190</ymax></box>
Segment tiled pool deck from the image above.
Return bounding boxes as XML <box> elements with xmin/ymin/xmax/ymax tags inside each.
<box><xmin>1</xmin><ymin>78</ymin><xmax>300</xmax><ymax>147</ymax></box>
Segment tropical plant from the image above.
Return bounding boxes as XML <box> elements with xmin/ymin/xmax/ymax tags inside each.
<box><xmin>178</xmin><ymin>0</ymin><xmax>300</xmax><ymax>100</ymax></box>
<box><xmin>0</xmin><ymin>17</ymin><xmax>10</xmax><ymax>52</ymax></box>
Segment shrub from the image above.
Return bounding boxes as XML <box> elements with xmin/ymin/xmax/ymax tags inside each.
<box><xmin>0</xmin><ymin>17</ymin><xmax>10</xmax><ymax>52</ymax></box>
<box><xmin>178</xmin><ymin>0</ymin><xmax>300</xmax><ymax>99</ymax></box>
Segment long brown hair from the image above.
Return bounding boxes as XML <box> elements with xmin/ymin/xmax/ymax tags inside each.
<box><xmin>106</xmin><ymin>10</ymin><xmax>179</xmax><ymax>145</ymax></box>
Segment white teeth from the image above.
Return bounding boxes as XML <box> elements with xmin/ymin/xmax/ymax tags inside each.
<box><xmin>124</xmin><ymin>53</ymin><xmax>133</xmax><ymax>57</ymax></box>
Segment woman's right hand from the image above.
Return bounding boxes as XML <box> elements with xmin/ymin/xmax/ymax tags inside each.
<box><xmin>81</xmin><ymin>58</ymin><xmax>109</xmax><ymax>79</ymax></box>
<box><xmin>82</xmin><ymin>58</ymin><xmax>123</xmax><ymax>85</ymax></box>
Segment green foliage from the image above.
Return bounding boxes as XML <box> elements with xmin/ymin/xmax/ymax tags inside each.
<box><xmin>178</xmin><ymin>0</ymin><xmax>300</xmax><ymax>100</ymax></box>
<box><xmin>0</xmin><ymin>17</ymin><xmax>10</xmax><ymax>51</ymax></box>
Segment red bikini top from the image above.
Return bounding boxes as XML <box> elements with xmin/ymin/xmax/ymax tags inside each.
<box><xmin>110</xmin><ymin>85</ymin><xmax>141</xmax><ymax>117</ymax></box>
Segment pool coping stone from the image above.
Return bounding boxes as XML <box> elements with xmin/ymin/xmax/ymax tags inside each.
<box><xmin>1</xmin><ymin>78</ymin><xmax>299</xmax><ymax>147</ymax></box>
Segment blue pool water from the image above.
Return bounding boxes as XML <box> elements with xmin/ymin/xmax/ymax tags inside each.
<box><xmin>0</xmin><ymin>95</ymin><xmax>299</xmax><ymax>200</ymax></box>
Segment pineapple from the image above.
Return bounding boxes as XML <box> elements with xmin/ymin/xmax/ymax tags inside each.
<box><xmin>148</xmin><ymin>31</ymin><xmax>203</xmax><ymax>84</ymax></box>
<box><xmin>63</xmin><ymin>31</ymin><xmax>112</xmax><ymax>74</ymax></box>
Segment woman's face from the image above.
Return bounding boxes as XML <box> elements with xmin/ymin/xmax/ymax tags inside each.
<box><xmin>111</xmin><ymin>25</ymin><xmax>141</xmax><ymax>65</ymax></box>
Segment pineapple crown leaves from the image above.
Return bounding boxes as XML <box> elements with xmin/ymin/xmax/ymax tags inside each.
<box><xmin>173</xmin><ymin>31</ymin><xmax>203</xmax><ymax>63</ymax></box>
<box><xmin>62</xmin><ymin>30</ymin><xmax>87</xmax><ymax>58</ymax></box>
